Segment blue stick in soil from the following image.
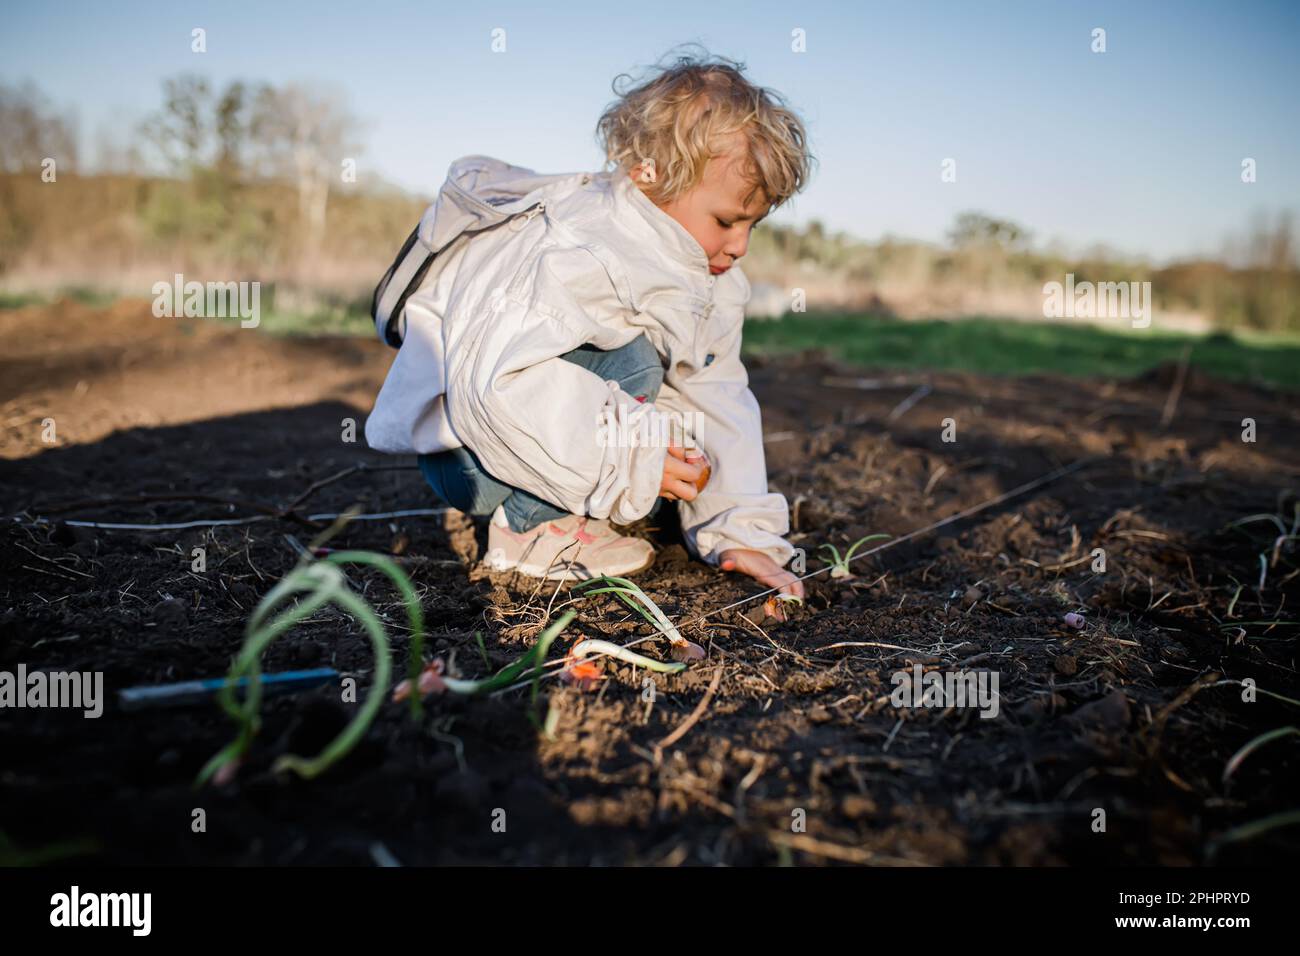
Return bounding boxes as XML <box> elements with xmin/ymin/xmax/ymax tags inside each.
<box><xmin>118</xmin><ymin>668</ymin><xmax>339</xmax><ymax>711</ymax></box>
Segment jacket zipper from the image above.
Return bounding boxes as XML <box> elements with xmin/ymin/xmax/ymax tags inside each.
<box><xmin>509</xmin><ymin>200</ymin><xmax>546</xmax><ymax>231</ymax></box>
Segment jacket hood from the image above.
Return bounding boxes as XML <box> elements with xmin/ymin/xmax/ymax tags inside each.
<box><xmin>428</xmin><ymin>155</ymin><xmax>738</xmax><ymax>306</ymax></box>
<box><xmin>377</xmin><ymin>154</ymin><xmax>750</xmax><ymax>348</ymax></box>
<box><xmin>417</xmin><ymin>155</ymin><xmax>585</xmax><ymax>253</ymax></box>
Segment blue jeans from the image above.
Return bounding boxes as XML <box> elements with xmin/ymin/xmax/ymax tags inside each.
<box><xmin>418</xmin><ymin>334</ymin><xmax>665</xmax><ymax>533</ymax></box>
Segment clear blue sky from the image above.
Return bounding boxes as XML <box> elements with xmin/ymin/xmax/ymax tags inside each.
<box><xmin>4</xmin><ymin>0</ymin><xmax>1297</xmax><ymax>262</ymax></box>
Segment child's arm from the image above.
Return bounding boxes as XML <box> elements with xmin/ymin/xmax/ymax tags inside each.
<box><xmin>653</xmin><ymin>311</ymin><xmax>801</xmax><ymax>596</ymax></box>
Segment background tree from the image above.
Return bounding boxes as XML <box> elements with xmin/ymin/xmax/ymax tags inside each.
<box><xmin>139</xmin><ymin>74</ymin><xmax>254</xmax><ymax>178</ymax></box>
<box><xmin>249</xmin><ymin>83</ymin><xmax>361</xmax><ymax>266</ymax></box>
<box><xmin>214</xmin><ymin>81</ymin><xmax>251</xmax><ymax>178</ymax></box>
<box><xmin>0</xmin><ymin>81</ymin><xmax>78</xmax><ymax>173</ymax></box>
<box><xmin>139</xmin><ymin>74</ymin><xmax>212</xmax><ymax>172</ymax></box>
<box><xmin>948</xmin><ymin>211</ymin><xmax>1031</xmax><ymax>250</ymax></box>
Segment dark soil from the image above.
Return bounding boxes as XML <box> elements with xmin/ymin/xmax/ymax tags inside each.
<box><xmin>2</xmin><ymin>301</ymin><xmax>1298</xmax><ymax>865</ymax></box>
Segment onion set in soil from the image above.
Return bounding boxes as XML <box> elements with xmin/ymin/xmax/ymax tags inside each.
<box><xmin>197</xmin><ymin>550</ymin><xmax>426</xmax><ymax>787</ymax></box>
<box><xmin>574</xmin><ymin>575</ymin><xmax>706</xmax><ymax>661</ymax></box>
<box><xmin>198</xmin><ymin>559</ymin><xmax>705</xmax><ymax>786</ymax></box>
<box><xmin>820</xmin><ymin>534</ymin><xmax>891</xmax><ymax>579</ymax></box>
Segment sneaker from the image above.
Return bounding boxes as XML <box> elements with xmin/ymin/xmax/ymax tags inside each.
<box><xmin>484</xmin><ymin>506</ymin><xmax>655</xmax><ymax>580</ymax></box>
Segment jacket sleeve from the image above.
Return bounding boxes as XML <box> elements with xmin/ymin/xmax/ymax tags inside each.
<box><xmin>651</xmin><ymin>274</ymin><xmax>795</xmax><ymax>568</ymax></box>
<box><xmin>443</xmin><ymin>244</ymin><xmax>668</xmax><ymax>525</ymax></box>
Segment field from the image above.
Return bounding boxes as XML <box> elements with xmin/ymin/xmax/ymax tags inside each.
<box><xmin>2</xmin><ymin>299</ymin><xmax>1298</xmax><ymax>865</ymax></box>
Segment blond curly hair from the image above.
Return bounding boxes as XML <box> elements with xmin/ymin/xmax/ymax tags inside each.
<box><xmin>596</xmin><ymin>46</ymin><xmax>814</xmax><ymax>212</ymax></box>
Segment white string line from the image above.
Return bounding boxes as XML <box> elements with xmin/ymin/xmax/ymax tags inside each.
<box><xmin>9</xmin><ymin>508</ymin><xmax>451</xmax><ymax>532</ymax></box>
<box><xmin>14</xmin><ymin>457</ymin><xmax>1092</xmax><ymax>611</ymax></box>
<box><xmin>305</xmin><ymin>508</ymin><xmax>449</xmax><ymax>523</ymax></box>
<box><xmin>677</xmin><ymin>455</ymin><xmax>1098</xmax><ymax>629</ymax></box>
<box><xmin>488</xmin><ymin>455</ymin><xmax>1098</xmax><ymax>697</ymax></box>
<box><xmin>8</xmin><ymin>459</ymin><xmax>1097</xmax><ymax>704</ymax></box>
<box><xmin>20</xmin><ymin>459</ymin><xmax>1093</xmax><ymax>701</ymax></box>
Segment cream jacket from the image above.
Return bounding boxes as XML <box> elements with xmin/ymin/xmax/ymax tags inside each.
<box><xmin>365</xmin><ymin>155</ymin><xmax>793</xmax><ymax>567</ymax></box>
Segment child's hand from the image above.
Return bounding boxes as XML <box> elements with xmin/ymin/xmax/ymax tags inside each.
<box><xmin>659</xmin><ymin>444</ymin><xmax>706</xmax><ymax>501</ymax></box>
<box><xmin>718</xmin><ymin>548</ymin><xmax>806</xmax><ymax>615</ymax></box>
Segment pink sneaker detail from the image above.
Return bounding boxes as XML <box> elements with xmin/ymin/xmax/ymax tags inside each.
<box><xmin>485</xmin><ymin>508</ymin><xmax>654</xmax><ymax>581</ymax></box>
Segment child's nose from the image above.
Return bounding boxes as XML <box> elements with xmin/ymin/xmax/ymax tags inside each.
<box><xmin>724</xmin><ymin>230</ymin><xmax>750</xmax><ymax>261</ymax></box>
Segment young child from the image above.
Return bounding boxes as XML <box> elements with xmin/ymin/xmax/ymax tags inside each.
<box><xmin>366</xmin><ymin>51</ymin><xmax>811</xmax><ymax>602</ymax></box>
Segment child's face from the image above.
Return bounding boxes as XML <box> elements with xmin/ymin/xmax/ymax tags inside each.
<box><xmin>634</xmin><ymin>144</ymin><xmax>769</xmax><ymax>276</ymax></box>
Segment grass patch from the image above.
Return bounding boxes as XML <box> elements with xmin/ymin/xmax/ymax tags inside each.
<box><xmin>252</xmin><ymin>307</ymin><xmax>374</xmax><ymax>338</ymax></box>
<box><xmin>9</xmin><ymin>288</ymin><xmax>1299</xmax><ymax>390</ymax></box>
<box><xmin>0</xmin><ymin>291</ymin><xmax>47</xmax><ymax>310</ymax></box>
<box><xmin>0</xmin><ymin>284</ymin><xmax>375</xmax><ymax>338</ymax></box>
<box><xmin>0</xmin><ymin>287</ymin><xmax>119</xmax><ymax>310</ymax></box>
<box><xmin>742</xmin><ymin>312</ymin><xmax>1300</xmax><ymax>390</ymax></box>
<box><xmin>199</xmin><ymin>284</ymin><xmax>374</xmax><ymax>338</ymax></box>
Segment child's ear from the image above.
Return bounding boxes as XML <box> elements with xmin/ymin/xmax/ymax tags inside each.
<box><xmin>632</xmin><ymin>158</ymin><xmax>658</xmax><ymax>184</ymax></box>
